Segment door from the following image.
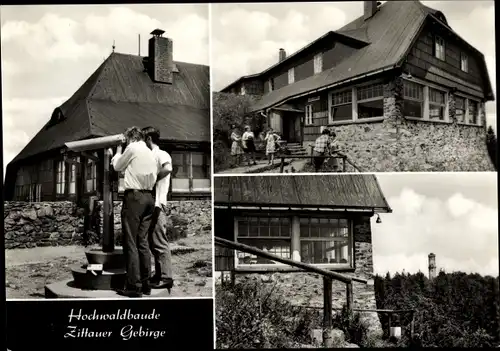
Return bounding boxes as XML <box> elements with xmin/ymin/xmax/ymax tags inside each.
<box><xmin>283</xmin><ymin>114</ymin><xmax>301</xmax><ymax>143</ymax></box>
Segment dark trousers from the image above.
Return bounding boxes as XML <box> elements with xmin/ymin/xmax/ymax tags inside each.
<box><xmin>148</xmin><ymin>206</ymin><xmax>173</xmax><ymax>280</ymax></box>
<box><xmin>313</xmin><ymin>150</ymin><xmax>325</xmax><ymax>172</ymax></box>
<box><xmin>121</xmin><ymin>190</ymin><xmax>154</xmax><ymax>289</ymax></box>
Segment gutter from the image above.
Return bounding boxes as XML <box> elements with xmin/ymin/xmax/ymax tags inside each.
<box><xmin>213</xmin><ymin>204</ymin><xmax>391</xmax><ymax>213</ymax></box>
<box><xmin>253</xmin><ymin>65</ymin><xmax>396</xmax><ymax>113</ymax></box>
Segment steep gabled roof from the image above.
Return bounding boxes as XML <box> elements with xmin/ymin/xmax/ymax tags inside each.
<box><xmin>214</xmin><ymin>174</ymin><xmax>392</xmax><ymax>212</ymax></box>
<box><xmin>249</xmin><ymin>0</ymin><xmax>494</xmax><ymax>112</ymax></box>
<box><xmin>11</xmin><ymin>52</ymin><xmax>210</xmax><ymax>164</ymax></box>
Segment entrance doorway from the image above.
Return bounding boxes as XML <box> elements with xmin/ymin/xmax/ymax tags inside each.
<box><xmin>282</xmin><ymin>114</ymin><xmax>302</xmax><ymax>143</ymax></box>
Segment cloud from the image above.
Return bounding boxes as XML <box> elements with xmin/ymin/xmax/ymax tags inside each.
<box><xmin>372</xmin><ymin>188</ymin><xmax>498</xmax><ymax>277</ymax></box>
<box><xmin>2</xmin><ymin>97</ymin><xmax>67</xmax><ymax>174</ymax></box>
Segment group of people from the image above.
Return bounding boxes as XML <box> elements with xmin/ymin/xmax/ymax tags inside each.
<box><xmin>108</xmin><ymin>126</ymin><xmax>174</xmax><ymax>298</ymax></box>
<box><xmin>230</xmin><ymin>125</ymin><xmax>282</xmax><ymax>166</ymax></box>
<box><xmin>312</xmin><ymin>128</ymin><xmax>340</xmax><ymax>172</ymax></box>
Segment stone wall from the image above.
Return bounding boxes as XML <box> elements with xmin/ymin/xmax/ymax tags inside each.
<box><xmin>96</xmin><ymin>200</ymin><xmax>212</xmax><ymax>245</ymax></box>
<box><xmin>236</xmin><ymin>216</ymin><xmax>382</xmax><ymax>337</ymax></box>
<box><xmin>4</xmin><ymin>202</ymin><xmax>84</xmax><ymax>249</ymax></box>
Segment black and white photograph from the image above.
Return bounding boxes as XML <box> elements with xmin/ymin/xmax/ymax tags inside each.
<box><xmin>211</xmin><ymin>1</ymin><xmax>496</xmax><ymax>174</ymax></box>
<box><xmin>214</xmin><ymin>172</ymin><xmax>499</xmax><ymax>348</ymax></box>
<box><xmin>2</xmin><ymin>4</ymin><xmax>212</xmax><ymax>299</ymax></box>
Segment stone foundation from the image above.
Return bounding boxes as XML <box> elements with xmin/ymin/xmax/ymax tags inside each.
<box><xmin>4</xmin><ymin>202</ymin><xmax>84</xmax><ymax>249</ymax></box>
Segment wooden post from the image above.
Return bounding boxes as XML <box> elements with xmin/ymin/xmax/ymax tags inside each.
<box><xmin>323</xmin><ymin>276</ymin><xmax>333</xmax><ymax>348</ymax></box>
<box><xmin>221</xmin><ymin>271</ymin><xmax>225</xmax><ymax>284</ymax></box>
<box><xmin>102</xmin><ymin>150</ymin><xmax>114</xmax><ymax>253</ymax></box>
<box><xmin>230</xmin><ymin>270</ymin><xmax>236</xmax><ymax>287</ymax></box>
<box><xmin>346</xmin><ymin>281</ymin><xmax>353</xmax><ymax>314</ymax></box>
<box><xmin>410</xmin><ymin>310</ymin><xmax>415</xmax><ymax>342</ymax></box>
<box><xmin>342</xmin><ymin>157</ymin><xmax>346</xmax><ymax>172</ymax></box>
<box><xmin>279</xmin><ymin>157</ymin><xmax>285</xmax><ymax>173</ymax></box>
<box><xmin>309</xmin><ymin>145</ymin><xmax>314</xmax><ymax>165</ymax></box>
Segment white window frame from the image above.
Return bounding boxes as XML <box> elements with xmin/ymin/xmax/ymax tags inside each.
<box><xmin>85</xmin><ymin>156</ymin><xmax>97</xmax><ymax>193</ymax></box>
<box><xmin>403</xmin><ymin>77</ymin><xmax>449</xmax><ymax>122</ymax></box>
<box><xmin>460</xmin><ymin>53</ymin><xmax>468</xmax><ymax>73</ymax></box>
<box><xmin>328</xmin><ymin>89</ymin><xmax>353</xmax><ymax>124</ymax></box>
<box><xmin>454</xmin><ymin>95</ymin><xmax>467</xmax><ymax>124</ymax></box>
<box><xmin>428</xmin><ymin>87</ymin><xmax>448</xmax><ymax>121</ymax></box>
<box><xmin>56</xmin><ymin>160</ymin><xmax>66</xmax><ymax>195</ymax></box>
<box><xmin>172</xmin><ymin>151</ymin><xmax>211</xmax><ymax>194</ymax></box>
<box><xmin>305</xmin><ymin>104</ymin><xmax>313</xmax><ymax>125</ymax></box>
<box><xmin>288</xmin><ymin>67</ymin><xmax>295</xmax><ymax>84</ymax></box>
<box><xmin>240</xmin><ymin>85</ymin><xmax>246</xmax><ymax>95</ymax></box>
<box><xmin>68</xmin><ymin>157</ymin><xmax>79</xmax><ymax>195</ymax></box>
<box><xmin>314</xmin><ymin>53</ymin><xmax>323</xmax><ymax>74</ymax></box>
<box><xmin>233</xmin><ymin>215</ymin><xmax>354</xmax><ymax>271</ymax></box>
<box><xmin>453</xmin><ymin>91</ymin><xmax>482</xmax><ymax>126</ymax></box>
<box><xmin>356</xmin><ymin>83</ymin><xmax>385</xmax><ymax>120</ymax></box>
<box><xmin>435</xmin><ymin>35</ymin><xmax>445</xmax><ymax>61</ymax></box>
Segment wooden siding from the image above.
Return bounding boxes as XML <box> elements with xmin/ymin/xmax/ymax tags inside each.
<box><xmin>405</xmin><ymin>22</ymin><xmax>485</xmax><ymax>92</ymax></box>
<box><xmin>322</xmin><ymin>42</ymin><xmax>359</xmax><ymax>71</ymax></box>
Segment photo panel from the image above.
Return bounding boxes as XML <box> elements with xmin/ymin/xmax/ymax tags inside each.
<box><xmin>211</xmin><ymin>1</ymin><xmax>496</xmax><ymax>175</ymax></box>
<box><xmin>3</xmin><ymin>3</ymin><xmax>213</xmax><ymax>348</ymax></box>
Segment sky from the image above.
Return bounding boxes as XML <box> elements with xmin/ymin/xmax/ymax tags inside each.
<box><xmin>1</xmin><ymin>4</ymin><xmax>209</xmax><ymax>176</ymax></box>
<box><xmin>211</xmin><ymin>1</ymin><xmax>496</xmax><ymax>130</ymax></box>
<box><xmin>373</xmin><ymin>172</ymin><xmax>498</xmax><ymax>277</ymax></box>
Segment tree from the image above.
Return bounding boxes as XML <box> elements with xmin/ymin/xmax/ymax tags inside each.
<box><xmin>486</xmin><ymin>126</ymin><xmax>497</xmax><ymax>170</ymax></box>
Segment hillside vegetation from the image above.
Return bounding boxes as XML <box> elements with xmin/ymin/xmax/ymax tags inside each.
<box><xmin>216</xmin><ymin>270</ymin><xmax>500</xmax><ymax>348</ymax></box>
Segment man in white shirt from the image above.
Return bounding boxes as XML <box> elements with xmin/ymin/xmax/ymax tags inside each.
<box><xmin>142</xmin><ymin>126</ymin><xmax>174</xmax><ymax>293</ymax></box>
<box><xmin>109</xmin><ymin>126</ymin><xmax>158</xmax><ymax>298</ymax></box>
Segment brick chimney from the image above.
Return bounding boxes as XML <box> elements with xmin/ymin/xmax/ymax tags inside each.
<box><xmin>148</xmin><ymin>29</ymin><xmax>173</xmax><ymax>84</ymax></box>
<box><xmin>364</xmin><ymin>1</ymin><xmax>378</xmax><ymax>21</ymax></box>
<box><xmin>428</xmin><ymin>253</ymin><xmax>436</xmax><ymax>281</ymax></box>
<box><xmin>279</xmin><ymin>48</ymin><xmax>286</xmax><ymax>63</ymax></box>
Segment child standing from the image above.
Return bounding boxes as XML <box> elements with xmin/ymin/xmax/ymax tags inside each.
<box><xmin>265</xmin><ymin>127</ymin><xmax>280</xmax><ymax>165</ymax></box>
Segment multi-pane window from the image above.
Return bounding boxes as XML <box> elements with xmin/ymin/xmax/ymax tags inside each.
<box><xmin>403</xmin><ymin>81</ymin><xmax>424</xmax><ymax>118</ymax></box>
<box><xmin>429</xmin><ymin>88</ymin><xmax>446</xmax><ymax>120</ymax></box>
<box><xmin>85</xmin><ymin>157</ymin><xmax>97</xmax><ymax>193</ymax></box>
<box><xmin>435</xmin><ymin>36</ymin><xmax>445</xmax><ymax>61</ymax></box>
<box><xmin>236</xmin><ymin>216</ymin><xmax>291</xmax><ymax>265</ymax></box>
<box><xmin>68</xmin><ymin>157</ymin><xmax>79</xmax><ymax>195</ymax></box>
<box><xmin>300</xmin><ymin>218</ymin><xmax>351</xmax><ymax>265</ymax></box>
<box><xmin>172</xmin><ymin>151</ymin><xmax>211</xmax><ymax>193</ymax></box>
<box><xmin>357</xmin><ymin>84</ymin><xmax>384</xmax><ymax>119</ymax></box>
<box><xmin>461</xmin><ymin>53</ymin><xmax>468</xmax><ymax>72</ymax></box>
<box><xmin>56</xmin><ymin>160</ymin><xmax>66</xmax><ymax>195</ymax></box>
<box><xmin>305</xmin><ymin>105</ymin><xmax>313</xmax><ymax>125</ymax></box>
<box><xmin>468</xmin><ymin>100</ymin><xmax>478</xmax><ymax>124</ymax></box>
<box><xmin>330</xmin><ymin>90</ymin><xmax>352</xmax><ymax>122</ymax></box>
<box><xmin>314</xmin><ymin>53</ymin><xmax>323</xmax><ymax>74</ymax></box>
<box><xmin>288</xmin><ymin>67</ymin><xmax>295</xmax><ymax>84</ymax></box>
<box><xmin>455</xmin><ymin>96</ymin><xmax>466</xmax><ymax>123</ymax></box>
<box><xmin>240</xmin><ymin>85</ymin><xmax>246</xmax><ymax>95</ymax></box>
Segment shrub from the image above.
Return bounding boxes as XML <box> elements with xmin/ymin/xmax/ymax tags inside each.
<box><xmin>331</xmin><ymin>305</ymin><xmax>370</xmax><ymax>346</ymax></box>
<box><xmin>215</xmin><ymin>280</ymin><xmax>318</xmax><ymax>348</ymax></box>
<box><xmin>486</xmin><ymin>125</ymin><xmax>497</xmax><ymax>170</ymax></box>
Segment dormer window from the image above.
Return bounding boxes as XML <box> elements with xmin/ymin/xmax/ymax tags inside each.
<box><xmin>240</xmin><ymin>85</ymin><xmax>246</xmax><ymax>95</ymax></box>
<box><xmin>434</xmin><ymin>36</ymin><xmax>445</xmax><ymax>61</ymax></box>
<box><xmin>314</xmin><ymin>53</ymin><xmax>323</xmax><ymax>74</ymax></box>
<box><xmin>460</xmin><ymin>53</ymin><xmax>468</xmax><ymax>72</ymax></box>
<box><xmin>288</xmin><ymin>67</ymin><xmax>295</xmax><ymax>84</ymax></box>
<box><xmin>46</xmin><ymin>108</ymin><xmax>65</xmax><ymax>129</ymax></box>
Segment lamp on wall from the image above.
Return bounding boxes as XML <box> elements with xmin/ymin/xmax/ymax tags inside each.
<box><xmin>376</xmin><ymin>214</ymin><xmax>382</xmax><ymax>224</ymax></box>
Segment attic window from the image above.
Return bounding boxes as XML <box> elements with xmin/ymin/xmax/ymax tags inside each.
<box><xmin>460</xmin><ymin>53</ymin><xmax>468</xmax><ymax>72</ymax></box>
<box><xmin>46</xmin><ymin>109</ymin><xmax>65</xmax><ymax>129</ymax></box>
<box><xmin>434</xmin><ymin>36</ymin><xmax>445</xmax><ymax>61</ymax></box>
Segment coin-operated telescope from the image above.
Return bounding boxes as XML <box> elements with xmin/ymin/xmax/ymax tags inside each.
<box><xmin>64</xmin><ymin>134</ymin><xmax>126</xmax><ymax>153</ymax></box>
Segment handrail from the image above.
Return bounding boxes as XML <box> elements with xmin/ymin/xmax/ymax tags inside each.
<box><xmin>214</xmin><ymin>237</ymin><xmax>368</xmax><ymax>285</ymax></box>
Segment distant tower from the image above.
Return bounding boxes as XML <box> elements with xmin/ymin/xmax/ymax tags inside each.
<box><xmin>428</xmin><ymin>253</ymin><xmax>436</xmax><ymax>280</ymax></box>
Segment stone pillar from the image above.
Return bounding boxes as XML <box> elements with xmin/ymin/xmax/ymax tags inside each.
<box><xmin>428</xmin><ymin>253</ymin><xmax>436</xmax><ymax>280</ymax></box>
<box><xmin>291</xmin><ymin>216</ymin><xmax>301</xmax><ymax>261</ymax></box>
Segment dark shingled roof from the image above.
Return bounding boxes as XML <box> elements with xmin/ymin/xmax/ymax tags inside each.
<box><xmin>11</xmin><ymin>52</ymin><xmax>209</xmax><ymax>163</ymax></box>
<box><xmin>248</xmin><ymin>0</ymin><xmax>494</xmax><ymax>112</ymax></box>
<box><xmin>214</xmin><ymin>174</ymin><xmax>392</xmax><ymax>212</ymax></box>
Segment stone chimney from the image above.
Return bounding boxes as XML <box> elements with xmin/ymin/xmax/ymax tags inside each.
<box><xmin>428</xmin><ymin>253</ymin><xmax>436</xmax><ymax>281</ymax></box>
<box><xmin>279</xmin><ymin>48</ymin><xmax>286</xmax><ymax>63</ymax></box>
<box><xmin>364</xmin><ymin>1</ymin><xmax>378</xmax><ymax>21</ymax></box>
<box><xmin>148</xmin><ymin>29</ymin><xmax>173</xmax><ymax>84</ymax></box>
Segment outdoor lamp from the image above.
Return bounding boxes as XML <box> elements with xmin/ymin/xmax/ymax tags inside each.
<box><xmin>376</xmin><ymin>214</ymin><xmax>382</xmax><ymax>224</ymax></box>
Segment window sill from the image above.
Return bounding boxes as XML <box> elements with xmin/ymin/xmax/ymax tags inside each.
<box><xmin>234</xmin><ymin>263</ymin><xmax>355</xmax><ymax>273</ymax></box>
<box><xmin>328</xmin><ymin>116</ymin><xmax>385</xmax><ymax>126</ymax></box>
<box><xmin>405</xmin><ymin>117</ymin><xmax>450</xmax><ymax>124</ymax></box>
<box><xmin>457</xmin><ymin>122</ymin><xmax>482</xmax><ymax>127</ymax></box>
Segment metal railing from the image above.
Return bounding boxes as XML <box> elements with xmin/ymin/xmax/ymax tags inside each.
<box><xmin>215</xmin><ymin>236</ymin><xmax>368</xmax><ymax>347</ymax></box>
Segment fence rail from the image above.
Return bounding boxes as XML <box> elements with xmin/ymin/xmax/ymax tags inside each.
<box><xmin>276</xmin><ymin>147</ymin><xmax>363</xmax><ymax>173</ymax></box>
<box><xmin>215</xmin><ymin>236</ymin><xmax>368</xmax><ymax>347</ymax></box>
